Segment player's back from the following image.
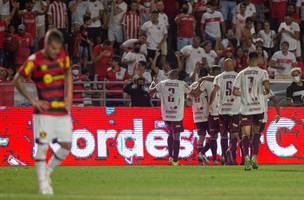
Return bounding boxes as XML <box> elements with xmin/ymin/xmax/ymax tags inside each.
<box><xmin>215</xmin><ymin>71</ymin><xmax>240</xmax><ymax>115</ymax></box>
<box><xmin>156</xmin><ymin>79</ymin><xmax>190</xmax><ymax>121</ymax></box>
<box><xmin>234</xmin><ymin>66</ymin><xmax>269</xmax><ymax>115</ymax></box>
<box><xmin>189</xmin><ymin>82</ymin><xmax>208</xmax><ymax>123</ymax></box>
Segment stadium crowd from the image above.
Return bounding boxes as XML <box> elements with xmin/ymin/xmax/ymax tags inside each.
<box><xmin>0</xmin><ymin>0</ymin><xmax>304</xmax><ymax>106</ymax></box>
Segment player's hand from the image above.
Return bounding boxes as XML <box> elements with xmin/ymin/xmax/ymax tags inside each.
<box><xmin>275</xmin><ymin>114</ymin><xmax>280</xmax><ymax>123</ymax></box>
<box><xmin>208</xmin><ymin>105</ymin><xmax>213</xmax><ymax>114</ymax></box>
<box><xmin>32</xmin><ymin>100</ymin><xmax>49</xmax><ymax>112</ymax></box>
<box><xmin>65</xmin><ymin>99</ymin><xmax>72</xmax><ymax>111</ymax></box>
<box><xmin>150</xmin><ymin>81</ymin><xmax>156</xmax><ymax>88</ymax></box>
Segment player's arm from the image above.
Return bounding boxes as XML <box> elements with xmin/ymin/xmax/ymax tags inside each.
<box><xmin>64</xmin><ymin>67</ymin><xmax>73</xmax><ymax>110</ymax></box>
<box><xmin>13</xmin><ymin>73</ymin><xmax>49</xmax><ymax>112</ymax></box>
<box><xmin>151</xmin><ymin>50</ymin><xmax>161</xmax><ymax>74</ymax></box>
<box><xmin>209</xmin><ymin>84</ymin><xmax>220</xmax><ymax>107</ymax></box>
<box><xmin>148</xmin><ymin>81</ymin><xmax>157</xmax><ymax>96</ymax></box>
<box><xmin>263</xmin><ymin>80</ymin><xmax>270</xmax><ymax>95</ymax></box>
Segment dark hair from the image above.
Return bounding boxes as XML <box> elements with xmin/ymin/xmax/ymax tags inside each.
<box><xmin>45</xmin><ymin>29</ymin><xmax>64</xmax><ymax>45</ymax></box>
<box><xmin>245</xmin><ymin>17</ymin><xmax>253</xmax><ymax>23</ymax></box>
<box><xmin>248</xmin><ymin>52</ymin><xmax>258</xmax><ymax>61</ymax></box>
<box><xmin>138</xmin><ymin>61</ymin><xmax>147</xmax><ymax>67</ymax></box>
<box><xmin>113</xmin><ymin>56</ymin><xmax>121</xmax><ymax>63</ymax></box>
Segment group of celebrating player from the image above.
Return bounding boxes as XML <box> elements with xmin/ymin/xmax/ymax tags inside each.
<box><xmin>149</xmin><ymin>53</ymin><xmax>280</xmax><ymax>171</ymax></box>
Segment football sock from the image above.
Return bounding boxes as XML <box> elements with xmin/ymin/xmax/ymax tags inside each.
<box><xmin>202</xmin><ymin>139</ymin><xmax>211</xmax><ymax>154</ymax></box>
<box><xmin>252</xmin><ymin>134</ymin><xmax>261</xmax><ymax>156</ymax></box>
<box><xmin>230</xmin><ymin>137</ymin><xmax>238</xmax><ymax>160</ymax></box>
<box><xmin>242</xmin><ymin>136</ymin><xmax>250</xmax><ymax>157</ymax></box>
<box><xmin>167</xmin><ymin>134</ymin><xmax>174</xmax><ymax>158</ymax></box>
<box><xmin>35</xmin><ymin>143</ymin><xmax>48</xmax><ymax>183</ymax></box>
<box><xmin>173</xmin><ymin>139</ymin><xmax>180</xmax><ymax>162</ymax></box>
<box><xmin>221</xmin><ymin>136</ymin><xmax>228</xmax><ymax>159</ymax></box>
<box><xmin>197</xmin><ymin>143</ymin><xmax>204</xmax><ymax>154</ymax></box>
<box><xmin>210</xmin><ymin>138</ymin><xmax>217</xmax><ymax>161</ymax></box>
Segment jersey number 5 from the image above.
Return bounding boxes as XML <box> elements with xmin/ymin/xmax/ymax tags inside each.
<box><xmin>225</xmin><ymin>81</ymin><xmax>233</xmax><ymax>96</ymax></box>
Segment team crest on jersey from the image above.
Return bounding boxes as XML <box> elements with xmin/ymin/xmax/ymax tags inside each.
<box><xmin>40</xmin><ymin>131</ymin><xmax>47</xmax><ymax>139</ymax></box>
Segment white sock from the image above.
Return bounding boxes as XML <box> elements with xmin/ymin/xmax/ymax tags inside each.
<box><xmin>48</xmin><ymin>147</ymin><xmax>70</xmax><ymax>172</ymax></box>
<box><xmin>36</xmin><ymin>161</ymin><xmax>47</xmax><ymax>183</ymax></box>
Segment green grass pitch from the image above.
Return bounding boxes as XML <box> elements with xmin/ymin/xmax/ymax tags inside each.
<box><xmin>0</xmin><ymin>165</ymin><xmax>303</xmax><ymax>200</ymax></box>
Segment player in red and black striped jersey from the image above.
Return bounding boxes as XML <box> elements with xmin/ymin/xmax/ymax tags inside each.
<box><xmin>13</xmin><ymin>29</ymin><xmax>73</xmax><ymax>195</ymax></box>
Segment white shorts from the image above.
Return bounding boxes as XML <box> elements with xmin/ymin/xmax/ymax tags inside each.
<box><xmin>108</xmin><ymin>26</ymin><xmax>123</xmax><ymax>43</ymax></box>
<box><xmin>33</xmin><ymin>115</ymin><xmax>73</xmax><ymax>144</ymax></box>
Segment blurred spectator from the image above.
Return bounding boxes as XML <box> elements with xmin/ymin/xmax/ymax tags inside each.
<box><xmin>241</xmin><ymin>17</ymin><xmax>254</xmax><ymax>50</ymax></box>
<box><xmin>286</xmin><ymin>67</ymin><xmax>304</xmax><ymax>106</ymax></box>
<box><xmin>105</xmin><ymin>56</ymin><xmax>129</xmax><ymax>106</ymax></box>
<box><xmin>287</xmin><ymin>3</ymin><xmax>301</xmax><ymax>23</ymax></box>
<box><xmin>15</xmin><ymin>24</ymin><xmax>33</xmax><ymax>69</ymax></box>
<box><xmin>122</xmin><ymin>41</ymin><xmax>146</xmax><ymax>76</ymax></box>
<box><xmin>123</xmin><ymin>77</ymin><xmax>151</xmax><ymax>106</ymax></box>
<box><xmin>48</xmin><ymin>0</ymin><xmax>68</xmax><ymax>35</ymax></box>
<box><xmin>0</xmin><ymin>1</ymin><xmax>17</xmax><ymax>66</ymax></box>
<box><xmin>270</xmin><ymin>41</ymin><xmax>297</xmax><ymax>79</ymax></box>
<box><xmin>201</xmin><ymin>2</ymin><xmax>225</xmax><ymax>44</ymax></box>
<box><xmin>133</xmin><ymin>60</ymin><xmax>152</xmax><ymax>84</ymax></box>
<box><xmin>218</xmin><ymin>47</ymin><xmax>234</xmax><ymax>70</ymax></box>
<box><xmin>236</xmin><ymin>0</ymin><xmax>256</xmax><ymax>20</ymax></box>
<box><xmin>278</xmin><ymin>14</ymin><xmax>300</xmax><ymax>57</ymax></box>
<box><xmin>93</xmin><ymin>39</ymin><xmax>114</xmax><ymax>83</ymax></box>
<box><xmin>141</xmin><ymin>9</ymin><xmax>167</xmax><ymax>61</ymax></box>
<box><xmin>175</xmin><ymin>3</ymin><xmax>195</xmax><ymax>50</ymax></box>
<box><xmin>258</xmin><ymin>21</ymin><xmax>277</xmax><ymax>56</ymax></box>
<box><xmin>251</xmin><ymin>0</ymin><xmax>264</xmax><ymax>22</ymax></box>
<box><xmin>220</xmin><ymin>0</ymin><xmax>236</xmax><ymax>24</ymax></box>
<box><xmin>122</xmin><ymin>1</ymin><xmax>140</xmax><ymax>41</ymax></box>
<box><xmin>296</xmin><ymin>0</ymin><xmax>304</xmax><ymax>34</ymax></box>
<box><xmin>32</xmin><ymin>0</ymin><xmax>48</xmax><ymax>42</ymax></box>
<box><xmin>235</xmin><ymin>46</ymin><xmax>248</xmax><ymax>72</ymax></box>
<box><xmin>69</xmin><ymin>0</ymin><xmax>89</xmax><ymax>25</ymax></box>
<box><xmin>108</xmin><ymin>0</ymin><xmax>127</xmax><ymax>46</ymax></box>
<box><xmin>233</xmin><ymin>2</ymin><xmax>248</xmax><ymax>42</ymax></box>
<box><xmin>271</xmin><ymin>0</ymin><xmax>288</xmax><ymax>29</ymax></box>
<box><xmin>203</xmin><ymin>40</ymin><xmax>218</xmax><ymax>68</ymax></box>
<box><xmin>0</xmin><ymin>0</ymin><xmax>11</xmax><ymax>19</ymax></box>
<box><xmin>221</xmin><ymin>29</ymin><xmax>238</xmax><ymax>49</ymax></box>
<box><xmin>256</xmin><ymin>45</ymin><xmax>268</xmax><ymax>69</ymax></box>
<box><xmin>180</xmin><ymin>36</ymin><xmax>205</xmax><ymax>76</ymax></box>
<box><xmin>19</xmin><ymin>0</ymin><xmax>46</xmax><ymax>49</ymax></box>
<box><xmin>190</xmin><ymin>57</ymin><xmax>209</xmax><ymax>81</ymax></box>
<box><xmin>72</xmin><ymin>20</ymin><xmax>93</xmax><ymax>70</ymax></box>
<box><xmin>0</xmin><ymin>66</ymin><xmax>8</xmax><ymax>82</ymax></box>
<box><xmin>151</xmin><ymin>50</ymin><xmax>169</xmax><ymax>83</ymax></box>
<box><xmin>139</xmin><ymin>0</ymin><xmax>152</xmax><ymax>25</ymax></box>
<box><xmin>4</xmin><ymin>24</ymin><xmax>18</xmax><ymax>68</ymax></box>
<box><xmin>121</xmin><ymin>34</ymin><xmax>148</xmax><ymax>55</ymax></box>
<box><xmin>87</xmin><ymin>0</ymin><xmax>104</xmax><ymax>42</ymax></box>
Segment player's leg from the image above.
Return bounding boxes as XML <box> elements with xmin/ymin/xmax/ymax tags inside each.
<box><xmin>171</xmin><ymin>121</ymin><xmax>184</xmax><ymax>165</ymax></box>
<box><xmin>219</xmin><ymin>115</ymin><xmax>229</xmax><ymax>164</ymax></box>
<box><xmin>33</xmin><ymin>115</ymin><xmax>53</xmax><ymax>195</ymax></box>
<box><xmin>165</xmin><ymin>121</ymin><xmax>174</xmax><ymax>163</ymax></box>
<box><xmin>251</xmin><ymin>114</ymin><xmax>264</xmax><ymax>169</ymax></box>
<box><xmin>208</xmin><ymin>116</ymin><xmax>219</xmax><ymax>163</ymax></box>
<box><xmin>47</xmin><ymin>116</ymin><xmax>73</xmax><ymax>176</ymax></box>
<box><xmin>240</xmin><ymin>115</ymin><xmax>253</xmax><ymax>170</ymax></box>
<box><xmin>226</xmin><ymin>115</ymin><xmax>240</xmax><ymax>165</ymax></box>
<box><xmin>196</xmin><ymin>122</ymin><xmax>208</xmax><ymax>163</ymax></box>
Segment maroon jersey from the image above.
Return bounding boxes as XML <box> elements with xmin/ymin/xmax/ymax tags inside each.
<box><xmin>18</xmin><ymin>49</ymin><xmax>70</xmax><ymax>116</ymax></box>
